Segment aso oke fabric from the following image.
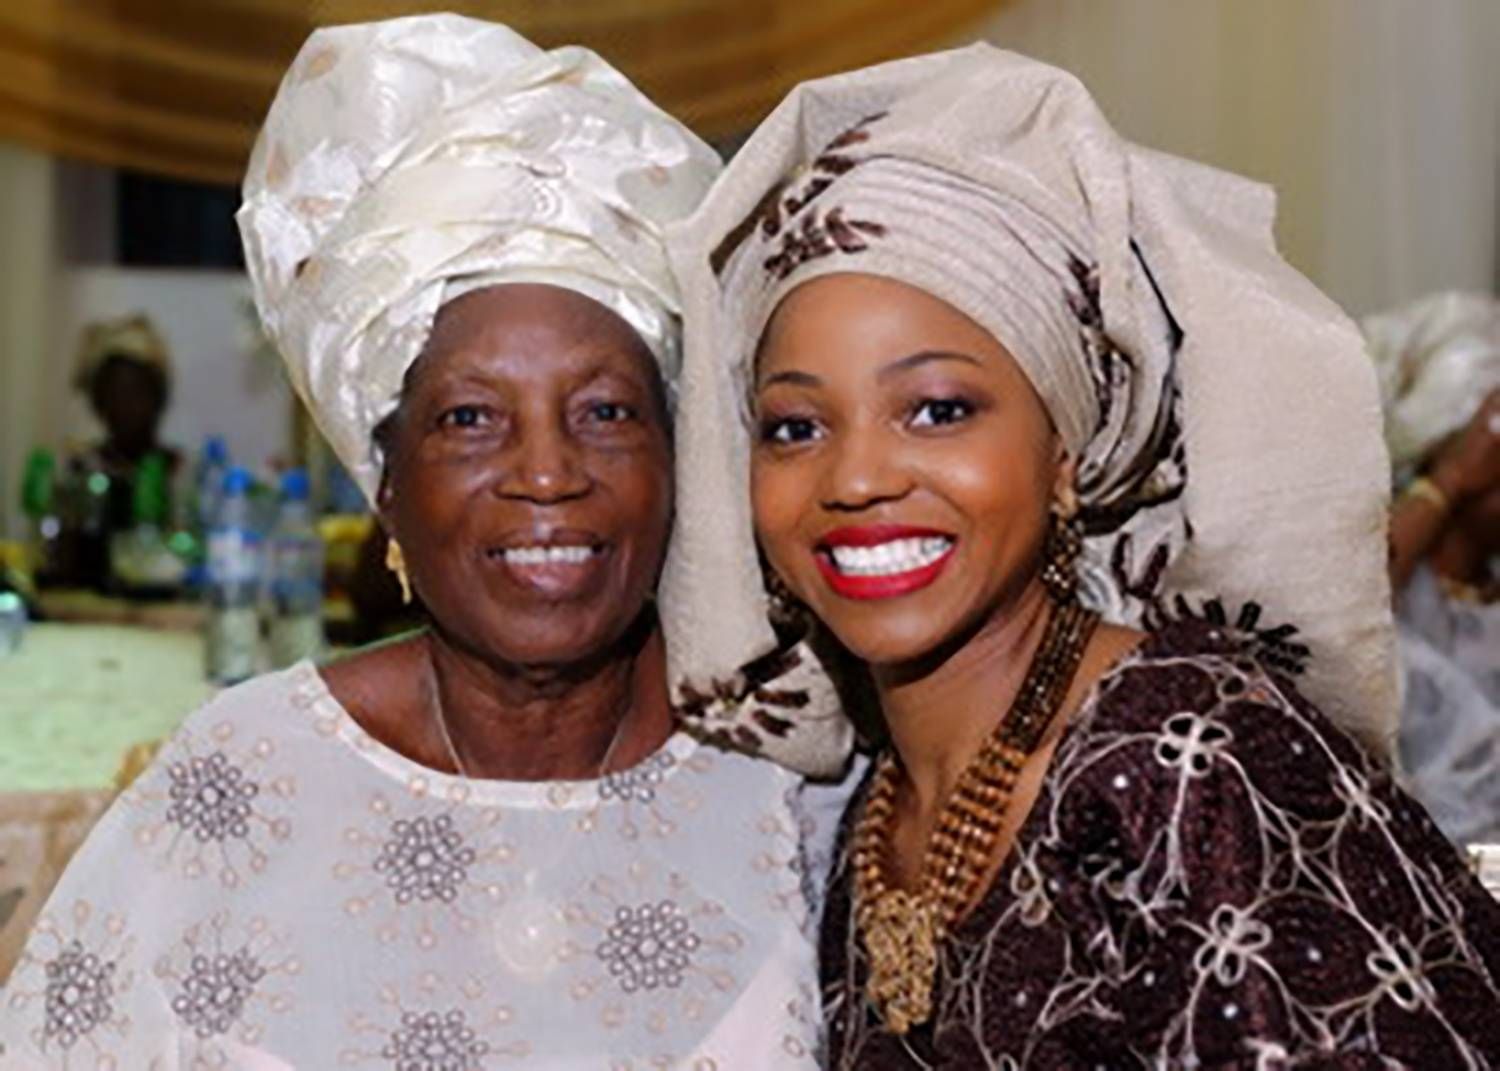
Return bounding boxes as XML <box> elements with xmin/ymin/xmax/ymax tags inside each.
<box><xmin>662</xmin><ymin>44</ymin><xmax>1398</xmax><ymax>775</ymax></box>
<box><xmin>237</xmin><ymin>14</ymin><xmax>721</xmax><ymax>502</ymax></box>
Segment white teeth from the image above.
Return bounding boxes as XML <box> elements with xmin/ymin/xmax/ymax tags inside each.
<box><xmin>828</xmin><ymin>537</ymin><xmax>953</xmax><ymax>576</ymax></box>
<box><xmin>501</xmin><ymin>544</ymin><xmax>595</xmax><ymax>566</ymax></box>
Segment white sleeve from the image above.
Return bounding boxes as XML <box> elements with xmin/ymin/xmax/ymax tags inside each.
<box><xmin>790</xmin><ymin>754</ymin><xmax>869</xmax><ymax>932</ymax></box>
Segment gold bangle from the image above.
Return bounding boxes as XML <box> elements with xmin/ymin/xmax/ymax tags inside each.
<box><xmin>1404</xmin><ymin>476</ymin><xmax>1451</xmax><ymax>513</ymax></box>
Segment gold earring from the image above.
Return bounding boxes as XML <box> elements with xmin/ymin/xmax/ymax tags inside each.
<box><xmin>385</xmin><ymin>538</ymin><xmax>413</xmax><ymax>605</ymax></box>
<box><xmin>764</xmin><ymin>566</ymin><xmax>810</xmax><ymax>632</ymax></box>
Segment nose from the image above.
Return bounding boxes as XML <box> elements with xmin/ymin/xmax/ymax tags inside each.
<box><xmin>495</xmin><ymin>414</ymin><xmax>592</xmax><ymax>504</ymax></box>
<box><xmin>818</xmin><ymin>423</ymin><xmax>911</xmax><ymax>513</ymax></box>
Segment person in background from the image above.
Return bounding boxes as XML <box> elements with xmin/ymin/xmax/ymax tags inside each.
<box><xmin>71</xmin><ymin>313</ymin><xmax>183</xmax><ymax>533</ymax></box>
<box><xmin>1369</xmin><ymin>291</ymin><xmax>1500</xmax><ymax>843</ymax></box>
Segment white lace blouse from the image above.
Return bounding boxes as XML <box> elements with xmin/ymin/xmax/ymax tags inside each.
<box><xmin>0</xmin><ymin>662</ymin><xmax>854</xmax><ymax>1069</ymax></box>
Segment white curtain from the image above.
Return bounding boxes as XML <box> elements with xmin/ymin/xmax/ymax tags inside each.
<box><xmin>981</xmin><ymin>0</ymin><xmax>1500</xmax><ymax>318</ymax></box>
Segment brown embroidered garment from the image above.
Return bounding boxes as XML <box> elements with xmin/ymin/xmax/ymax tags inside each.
<box><xmin>821</xmin><ymin>622</ymin><xmax>1500</xmax><ymax>1068</ymax></box>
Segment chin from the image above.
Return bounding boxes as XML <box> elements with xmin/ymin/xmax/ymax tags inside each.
<box><xmin>814</xmin><ymin>602</ymin><xmax>963</xmax><ymax>670</ymax></box>
<box><xmin>452</xmin><ymin>604</ymin><xmax>638</xmax><ymax>669</ymax></box>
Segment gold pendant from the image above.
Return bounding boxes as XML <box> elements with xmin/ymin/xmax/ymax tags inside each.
<box><xmin>860</xmin><ymin>889</ymin><xmax>940</xmax><ymax>1034</ymax></box>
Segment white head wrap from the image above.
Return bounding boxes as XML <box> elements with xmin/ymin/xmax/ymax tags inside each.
<box><xmin>664</xmin><ymin>45</ymin><xmax>1398</xmax><ymax>775</ymax></box>
<box><xmin>238</xmin><ymin>14</ymin><xmax>721</xmax><ymax>500</ymax></box>
<box><xmin>1361</xmin><ymin>291</ymin><xmax>1500</xmax><ymax>483</ymax></box>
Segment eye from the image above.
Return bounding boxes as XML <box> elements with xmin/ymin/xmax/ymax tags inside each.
<box><xmin>909</xmin><ymin>397</ymin><xmax>974</xmax><ymax>428</ymax></box>
<box><xmin>438</xmin><ymin>404</ymin><xmax>491</xmax><ymax>430</ymax></box>
<box><xmin>586</xmin><ymin>401</ymin><xmax>635</xmax><ymax>424</ymax></box>
<box><xmin>760</xmin><ymin>416</ymin><xmax>823</xmax><ymax>445</ymax></box>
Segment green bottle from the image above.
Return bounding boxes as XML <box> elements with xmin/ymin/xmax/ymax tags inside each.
<box><xmin>133</xmin><ymin>452</ymin><xmax>170</xmax><ymax>527</ymax></box>
<box><xmin>20</xmin><ymin>448</ymin><xmax>59</xmax><ymax>585</ymax></box>
<box><xmin>20</xmin><ymin>448</ymin><xmax>55</xmax><ymax>521</ymax></box>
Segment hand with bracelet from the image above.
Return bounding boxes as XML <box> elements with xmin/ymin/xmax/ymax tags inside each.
<box><xmin>1389</xmin><ymin>387</ymin><xmax>1500</xmax><ymax>595</ymax></box>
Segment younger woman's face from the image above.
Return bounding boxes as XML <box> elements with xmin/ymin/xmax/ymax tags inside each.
<box><xmin>751</xmin><ymin>272</ymin><xmax>1071</xmax><ymax>668</ymax></box>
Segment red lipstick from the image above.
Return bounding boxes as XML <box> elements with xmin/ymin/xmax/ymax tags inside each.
<box><xmin>815</xmin><ymin>525</ymin><xmax>957</xmax><ymax>601</ymax></box>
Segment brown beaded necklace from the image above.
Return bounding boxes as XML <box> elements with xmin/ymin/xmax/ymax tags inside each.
<box><xmin>852</xmin><ymin>598</ymin><xmax>1099</xmax><ymax>1034</ymax></box>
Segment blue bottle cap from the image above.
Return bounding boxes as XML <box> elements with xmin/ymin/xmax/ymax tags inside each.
<box><xmin>204</xmin><ymin>435</ymin><xmax>229</xmax><ymax>465</ymax></box>
<box><xmin>280</xmin><ymin>469</ymin><xmax>311</xmax><ymax>502</ymax></box>
<box><xmin>221</xmin><ymin>466</ymin><xmax>253</xmax><ymax>496</ymax></box>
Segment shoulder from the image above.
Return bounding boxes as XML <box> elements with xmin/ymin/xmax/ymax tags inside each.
<box><xmin>686</xmin><ymin>740</ymin><xmax>868</xmax><ymax>865</ymax></box>
<box><xmin>1041</xmin><ymin>619</ymin><xmax>1388</xmax><ymax>854</ymax></box>
<box><xmin>168</xmin><ymin>662</ymin><xmax>313</xmax><ymax>740</ymax></box>
<box><xmin>689</xmin><ymin>735</ymin><xmax>869</xmax><ymax>810</ymax></box>
<box><xmin>1082</xmin><ymin>618</ymin><xmax>1373</xmax><ymax>773</ymax></box>
<box><xmin>317</xmin><ymin>633</ymin><xmax>428</xmax><ymax>744</ymax></box>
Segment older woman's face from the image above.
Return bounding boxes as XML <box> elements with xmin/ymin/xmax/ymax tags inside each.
<box><xmin>752</xmin><ymin>273</ymin><xmax>1070</xmax><ymax>667</ymax></box>
<box><xmin>381</xmin><ymin>284</ymin><xmax>672</xmax><ymax>667</ymax></box>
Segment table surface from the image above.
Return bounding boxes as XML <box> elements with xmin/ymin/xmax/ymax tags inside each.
<box><xmin>0</xmin><ymin>623</ymin><xmax>214</xmax><ymax>791</ymax></box>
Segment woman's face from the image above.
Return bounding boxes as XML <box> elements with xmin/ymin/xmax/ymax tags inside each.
<box><xmin>752</xmin><ymin>272</ymin><xmax>1071</xmax><ymax>668</ymax></box>
<box><xmin>381</xmin><ymin>283</ymin><xmax>672</xmax><ymax>668</ymax></box>
<box><xmin>92</xmin><ymin>356</ymin><xmax>167</xmax><ymax>453</ymax></box>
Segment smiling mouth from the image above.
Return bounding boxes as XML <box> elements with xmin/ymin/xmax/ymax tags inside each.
<box><xmin>815</xmin><ymin>528</ymin><xmax>957</xmax><ymax>600</ymax></box>
<box><xmin>489</xmin><ymin>544</ymin><xmax>602</xmax><ymax>567</ymax></box>
<box><xmin>823</xmin><ymin>536</ymin><xmax>954</xmax><ymax>577</ymax></box>
<box><xmin>484</xmin><ymin>538</ymin><xmax>609</xmax><ymax>597</ymax></box>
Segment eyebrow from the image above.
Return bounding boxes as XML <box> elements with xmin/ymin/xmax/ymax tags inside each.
<box><xmin>758</xmin><ymin>369</ymin><xmax>823</xmax><ymax>390</ymax></box>
<box><xmin>878</xmin><ymin>350</ymin><xmax>983</xmax><ymax>378</ymax></box>
<box><xmin>757</xmin><ymin>349</ymin><xmax>982</xmax><ymax>391</ymax></box>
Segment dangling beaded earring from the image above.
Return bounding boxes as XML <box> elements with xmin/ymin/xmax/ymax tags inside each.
<box><xmin>385</xmin><ymin>538</ymin><xmax>413</xmax><ymax>605</ymax></box>
<box><xmin>1040</xmin><ymin>510</ymin><xmax>1084</xmax><ymax>605</ymax></box>
<box><xmin>763</xmin><ymin>566</ymin><xmax>813</xmax><ymax>634</ymax></box>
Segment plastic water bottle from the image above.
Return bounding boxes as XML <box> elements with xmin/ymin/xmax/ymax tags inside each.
<box><xmin>266</xmin><ymin>469</ymin><xmax>325</xmax><ymax>668</ymax></box>
<box><xmin>205</xmin><ymin>466</ymin><xmax>262</xmax><ymax>684</ymax></box>
<box><xmin>195</xmin><ymin>436</ymin><xmax>230</xmax><ymax>534</ymax></box>
<box><xmin>0</xmin><ymin>590</ymin><xmax>26</xmax><ymax>656</ymax></box>
<box><xmin>109</xmin><ymin>452</ymin><xmax>184</xmax><ymax>594</ymax></box>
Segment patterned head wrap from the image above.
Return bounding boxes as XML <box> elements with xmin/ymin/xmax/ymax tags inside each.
<box><xmin>663</xmin><ymin>45</ymin><xmax>1397</xmax><ymax>775</ymax></box>
<box><xmin>1361</xmin><ymin>291</ymin><xmax>1500</xmax><ymax>483</ymax></box>
<box><xmin>238</xmin><ymin>14</ymin><xmax>722</xmax><ymax>501</ymax></box>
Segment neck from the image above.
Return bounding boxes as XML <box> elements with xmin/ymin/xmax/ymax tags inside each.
<box><xmin>873</xmin><ymin>580</ymin><xmax>1053</xmax><ymax>814</ymax></box>
<box><xmin>422</xmin><ymin>614</ymin><xmax>673</xmax><ymax>781</ymax></box>
<box><xmin>103</xmin><ymin>437</ymin><xmax>157</xmax><ymax>465</ymax></box>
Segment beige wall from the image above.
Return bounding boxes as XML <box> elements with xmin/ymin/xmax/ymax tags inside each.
<box><xmin>981</xmin><ymin>0</ymin><xmax>1499</xmax><ymax>318</ymax></box>
<box><xmin>0</xmin><ymin>144</ymin><xmax>59</xmax><ymax>540</ymax></box>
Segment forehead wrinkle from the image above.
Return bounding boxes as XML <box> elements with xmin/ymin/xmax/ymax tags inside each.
<box><xmin>415</xmin><ymin>311</ymin><xmax>653</xmax><ymax>394</ymax></box>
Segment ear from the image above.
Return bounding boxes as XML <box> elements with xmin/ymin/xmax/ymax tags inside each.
<box><xmin>374</xmin><ymin>462</ymin><xmax>397</xmax><ymax>538</ymax></box>
<box><xmin>1051</xmin><ymin>444</ymin><xmax>1080</xmax><ymax>519</ymax></box>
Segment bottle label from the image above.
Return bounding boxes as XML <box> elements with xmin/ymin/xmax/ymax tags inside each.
<box><xmin>208</xmin><ymin>529</ymin><xmax>262</xmax><ymax>585</ymax></box>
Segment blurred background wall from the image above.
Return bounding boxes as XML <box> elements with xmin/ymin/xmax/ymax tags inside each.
<box><xmin>984</xmin><ymin>0</ymin><xmax>1500</xmax><ymax>319</ymax></box>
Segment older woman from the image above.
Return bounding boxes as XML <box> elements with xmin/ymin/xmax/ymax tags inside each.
<box><xmin>0</xmin><ymin>17</ymin><xmax>846</xmax><ymax>1068</ymax></box>
<box><xmin>664</xmin><ymin>47</ymin><xmax>1500</xmax><ymax>1068</ymax></box>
